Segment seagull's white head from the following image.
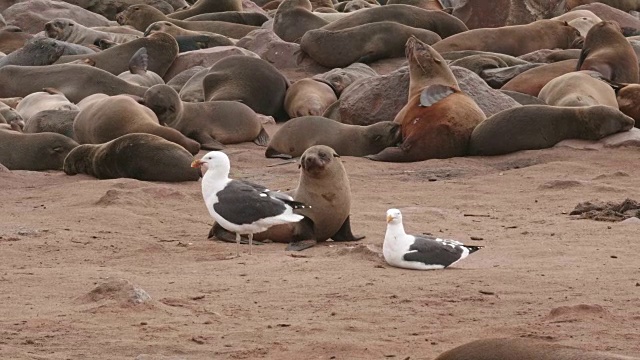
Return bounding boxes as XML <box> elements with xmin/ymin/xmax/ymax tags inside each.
<box><xmin>190</xmin><ymin>151</ymin><xmax>230</xmax><ymax>177</ymax></box>
<box><xmin>386</xmin><ymin>208</ymin><xmax>403</xmax><ymax>225</ymax></box>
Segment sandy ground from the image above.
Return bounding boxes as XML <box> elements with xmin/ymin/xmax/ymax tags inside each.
<box><xmin>1</xmin><ymin>126</ymin><xmax>640</xmax><ymax>359</ymax></box>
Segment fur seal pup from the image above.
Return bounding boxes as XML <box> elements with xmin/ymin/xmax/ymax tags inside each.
<box><xmin>577</xmin><ymin>20</ymin><xmax>639</xmax><ymax>83</ymax></box>
<box><xmin>0</xmin><ymin>38</ymin><xmax>65</xmax><ymax>68</ymax></box>
<box><xmin>73</xmin><ymin>94</ymin><xmax>200</xmax><ymax>154</ymax></box>
<box><xmin>185</xmin><ymin>11</ymin><xmax>269</xmax><ymax>26</ymax></box>
<box><xmin>55</xmin><ymin>32</ymin><xmax>178</xmax><ymax>78</ymax></box>
<box><xmin>284</xmin><ymin>79</ymin><xmax>337</xmax><ymax>118</ymax></box>
<box><xmin>0</xmin><ymin>26</ymin><xmax>33</xmax><ymax>54</ymax></box>
<box><xmin>44</xmin><ymin>18</ymin><xmax>140</xmax><ymax>46</ymax></box>
<box><xmin>265</xmin><ymin>116</ymin><xmax>401</xmax><ymax>158</ymax></box>
<box><xmin>434</xmin><ymin>338</ymin><xmax>640</xmax><ymax>360</ymax></box>
<box><xmin>64</xmin><ymin>133</ymin><xmax>200</xmax><ymax>181</ymax></box>
<box><xmin>469</xmin><ymin>105</ymin><xmax>634</xmax><ymax>156</ymax></box>
<box><xmin>0</xmin><ymin>101</ymin><xmax>24</xmax><ymax>129</ymax></box>
<box><xmin>24</xmin><ymin>109</ymin><xmax>78</xmax><ymax>139</ymax></box>
<box><xmin>210</xmin><ymin>145</ymin><xmax>365</xmax><ymax>251</ymax></box>
<box><xmin>433</xmin><ymin>20</ymin><xmax>584</xmax><ymax>57</ymax></box>
<box><xmin>367</xmin><ymin>37</ymin><xmax>486</xmax><ymax>162</ymax></box>
<box><xmin>16</xmin><ymin>88</ymin><xmax>80</xmax><ymax>121</ymax></box>
<box><xmin>142</xmin><ymin>84</ymin><xmax>269</xmax><ymax>148</ymax></box>
<box><xmin>273</xmin><ymin>0</ymin><xmax>329</xmax><ymax>43</ymax></box>
<box><xmin>202</xmin><ymin>55</ymin><xmax>289</xmax><ymax>120</ymax></box>
<box><xmin>616</xmin><ymin>84</ymin><xmax>640</xmax><ymax>127</ymax></box>
<box><xmin>538</xmin><ymin>71</ymin><xmax>618</xmax><ymax>107</ymax></box>
<box><xmin>167</xmin><ymin>0</ymin><xmax>243</xmax><ymax>20</ymax></box>
<box><xmin>0</xmin><ymin>129</ymin><xmax>78</xmax><ymax>170</ymax></box>
<box><xmin>300</xmin><ymin>21</ymin><xmax>442</xmax><ymax>68</ymax></box>
<box><xmin>0</xmin><ymin>64</ymin><xmax>148</xmax><ymax>103</ymax></box>
<box><xmin>117</xmin><ymin>47</ymin><xmax>165</xmax><ymax>87</ymax></box>
<box><xmin>322</xmin><ymin>4</ymin><xmax>468</xmax><ymax>38</ymax></box>
<box><xmin>501</xmin><ymin>59</ymin><xmax>579</xmax><ymax>97</ymax></box>
<box><xmin>116</xmin><ymin>4</ymin><xmax>258</xmax><ymax>38</ymax></box>
<box><xmin>312</xmin><ymin>62</ymin><xmax>378</xmax><ymax>96</ymax></box>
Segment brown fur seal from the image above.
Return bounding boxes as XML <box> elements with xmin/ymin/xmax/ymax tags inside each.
<box><xmin>64</xmin><ymin>133</ymin><xmax>200</xmax><ymax>181</ymax></box>
<box><xmin>0</xmin><ymin>101</ymin><xmax>24</xmax><ymax>130</ymax></box>
<box><xmin>16</xmin><ymin>88</ymin><xmax>80</xmax><ymax>121</ymax></box>
<box><xmin>73</xmin><ymin>94</ymin><xmax>200</xmax><ymax>154</ymax></box>
<box><xmin>616</xmin><ymin>84</ymin><xmax>640</xmax><ymax>127</ymax></box>
<box><xmin>0</xmin><ymin>26</ymin><xmax>32</xmax><ymax>54</ymax></box>
<box><xmin>142</xmin><ymin>21</ymin><xmax>235</xmax><ymax>46</ymax></box>
<box><xmin>273</xmin><ymin>0</ymin><xmax>329</xmax><ymax>43</ymax></box>
<box><xmin>44</xmin><ymin>18</ymin><xmax>140</xmax><ymax>46</ymax></box>
<box><xmin>55</xmin><ymin>31</ymin><xmax>178</xmax><ymax>78</ymax></box>
<box><xmin>265</xmin><ymin>116</ymin><xmax>401</xmax><ymax>158</ymax></box>
<box><xmin>0</xmin><ymin>129</ymin><xmax>78</xmax><ymax>170</ymax></box>
<box><xmin>567</xmin><ymin>0</ymin><xmax>640</xmax><ymax>13</ymax></box>
<box><xmin>322</xmin><ymin>4</ymin><xmax>468</xmax><ymax>38</ymax></box>
<box><xmin>568</xmin><ymin>16</ymin><xmax>601</xmax><ymax>36</ymax></box>
<box><xmin>433</xmin><ymin>20</ymin><xmax>583</xmax><ymax>57</ymax></box>
<box><xmin>577</xmin><ymin>20</ymin><xmax>639</xmax><ymax>83</ymax></box>
<box><xmin>116</xmin><ymin>4</ymin><xmax>258</xmax><ymax>38</ymax></box>
<box><xmin>24</xmin><ymin>109</ymin><xmax>77</xmax><ymax>139</ymax></box>
<box><xmin>386</xmin><ymin>0</ymin><xmax>442</xmax><ymax>10</ymax></box>
<box><xmin>501</xmin><ymin>59</ymin><xmax>579</xmax><ymax>97</ymax></box>
<box><xmin>202</xmin><ymin>55</ymin><xmax>289</xmax><ymax>120</ymax></box>
<box><xmin>0</xmin><ymin>37</ymin><xmax>65</xmax><ymax>68</ymax></box>
<box><xmin>312</xmin><ymin>62</ymin><xmax>378</xmax><ymax>96</ymax></box>
<box><xmin>117</xmin><ymin>47</ymin><xmax>165</xmax><ymax>87</ymax></box>
<box><xmin>469</xmin><ymin>105</ymin><xmax>634</xmax><ymax>156</ymax></box>
<box><xmin>538</xmin><ymin>71</ymin><xmax>618</xmax><ymax>107</ymax></box>
<box><xmin>167</xmin><ymin>0</ymin><xmax>242</xmax><ymax>20</ymax></box>
<box><xmin>434</xmin><ymin>338</ymin><xmax>640</xmax><ymax>360</ymax></box>
<box><xmin>367</xmin><ymin>37</ymin><xmax>486</xmax><ymax>162</ymax></box>
<box><xmin>142</xmin><ymin>84</ymin><xmax>270</xmax><ymax>149</ymax></box>
<box><xmin>211</xmin><ymin>145</ymin><xmax>364</xmax><ymax>251</ymax></box>
<box><xmin>300</xmin><ymin>21</ymin><xmax>441</xmax><ymax>68</ymax></box>
<box><xmin>185</xmin><ymin>11</ymin><xmax>269</xmax><ymax>26</ymax></box>
<box><xmin>284</xmin><ymin>79</ymin><xmax>337</xmax><ymax>118</ymax></box>
<box><xmin>0</xmin><ymin>64</ymin><xmax>148</xmax><ymax>103</ymax></box>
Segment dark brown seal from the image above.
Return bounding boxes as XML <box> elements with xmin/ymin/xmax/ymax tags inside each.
<box><xmin>273</xmin><ymin>0</ymin><xmax>329</xmax><ymax>42</ymax></box>
<box><xmin>501</xmin><ymin>59</ymin><xmax>578</xmax><ymax>97</ymax></box>
<box><xmin>0</xmin><ymin>37</ymin><xmax>65</xmax><ymax>68</ymax></box>
<box><xmin>265</xmin><ymin>116</ymin><xmax>401</xmax><ymax>158</ymax></box>
<box><xmin>63</xmin><ymin>133</ymin><xmax>201</xmax><ymax>182</ymax></box>
<box><xmin>211</xmin><ymin>145</ymin><xmax>364</xmax><ymax>251</ymax></box>
<box><xmin>167</xmin><ymin>0</ymin><xmax>242</xmax><ymax>20</ymax></box>
<box><xmin>577</xmin><ymin>20</ymin><xmax>639</xmax><ymax>83</ymax></box>
<box><xmin>300</xmin><ymin>21</ymin><xmax>442</xmax><ymax>68</ymax></box>
<box><xmin>469</xmin><ymin>105</ymin><xmax>635</xmax><ymax>156</ymax></box>
<box><xmin>616</xmin><ymin>84</ymin><xmax>640</xmax><ymax>128</ymax></box>
<box><xmin>0</xmin><ymin>129</ymin><xmax>78</xmax><ymax>170</ymax></box>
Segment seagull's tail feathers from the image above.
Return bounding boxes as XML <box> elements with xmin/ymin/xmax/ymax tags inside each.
<box><xmin>464</xmin><ymin>245</ymin><xmax>484</xmax><ymax>254</ymax></box>
<box><xmin>282</xmin><ymin>199</ymin><xmax>311</xmax><ymax>210</ymax></box>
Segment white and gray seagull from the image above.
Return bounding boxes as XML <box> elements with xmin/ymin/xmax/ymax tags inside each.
<box><xmin>191</xmin><ymin>151</ymin><xmax>309</xmax><ymax>256</ymax></box>
<box><xmin>383</xmin><ymin>208</ymin><xmax>483</xmax><ymax>270</ymax></box>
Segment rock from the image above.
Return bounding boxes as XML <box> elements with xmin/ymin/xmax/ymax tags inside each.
<box><xmin>480</xmin><ymin>63</ymin><xmax>542</xmax><ymax>88</ymax></box>
<box><xmin>77</xmin><ymin>278</ymin><xmax>151</xmax><ymax>306</ymax></box>
<box><xmin>236</xmin><ymin>29</ymin><xmax>324</xmax><ymax>71</ymax></box>
<box><xmin>450</xmin><ymin>0</ymin><xmax>566</xmax><ymax>29</ymax></box>
<box><xmin>556</xmin><ymin>128</ymin><xmax>640</xmax><ymax>150</ymax></box>
<box><xmin>546</xmin><ymin>304</ymin><xmax>613</xmax><ymax>322</ymax></box>
<box><xmin>0</xmin><ymin>162</ymin><xmax>10</xmax><ymax>173</ymax></box>
<box><xmin>3</xmin><ymin>0</ymin><xmax>113</xmax><ymax>34</ymax></box>
<box><xmin>452</xmin><ymin>66</ymin><xmax>521</xmax><ymax>117</ymax></box>
<box><xmin>135</xmin><ymin>355</ymin><xmax>187</xmax><ymax>360</ymax></box>
<box><xmin>539</xmin><ymin>180</ymin><xmax>585</xmax><ymax>190</ymax></box>
<box><xmin>572</xmin><ymin>3</ymin><xmax>640</xmax><ymax>33</ymax></box>
<box><xmin>242</xmin><ymin>0</ymin><xmax>268</xmax><ymax>15</ymax></box>
<box><xmin>163</xmin><ymin>46</ymin><xmax>259</xmax><ymax>81</ymax></box>
<box><xmin>619</xmin><ymin>217</ymin><xmax>640</xmax><ymax>225</ymax></box>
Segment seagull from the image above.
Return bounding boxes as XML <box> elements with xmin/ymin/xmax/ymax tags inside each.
<box><xmin>191</xmin><ymin>151</ymin><xmax>309</xmax><ymax>256</ymax></box>
<box><xmin>383</xmin><ymin>208</ymin><xmax>483</xmax><ymax>270</ymax></box>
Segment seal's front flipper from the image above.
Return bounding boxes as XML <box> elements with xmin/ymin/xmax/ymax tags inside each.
<box><xmin>253</xmin><ymin>127</ymin><xmax>270</xmax><ymax>146</ymax></box>
<box><xmin>331</xmin><ymin>216</ymin><xmax>365</xmax><ymax>242</ymax></box>
<box><xmin>194</xmin><ymin>132</ymin><xmax>224</xmax><ymax>150</ymax></box>
<box><xmin>208</xmin><ymin>223</ymin><xmax>263</xmax><ymax>245</ymax></box>
<box><xmin>286</xmin><ymin>239</ymin><xmax>317</xmax><ymax>251</ymax></box>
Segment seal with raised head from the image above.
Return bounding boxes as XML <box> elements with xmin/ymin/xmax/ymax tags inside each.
<box><xmin>435</xmin><ymin>337</ymin><xmax>640</xmax><ymax>360</ymax></box>
<box><xmin>265</xmin><ymin>116</ymin><xmax>401</xmax><ymax>158</ymax></box>
<box><xmin>469</xmin><ymin>105</ymin><xmax>634</xmax><ymax>156</ymax></box>
<box><xmin>142</xmin><ymin>84</ymin><xmax>270</xmax><ymax>149</ymax></box>
<box><xmin>63</xmin><ymin>133</ymin><xmax>201</xmax><ymax>181</ymax></box>
<box><xmin>300</xmin><ymin>21</ymin><xmax>442</xmax><ymax>68</ymax></box>
<box><xmin>538</xmin><ymin>70</ymin><xmax>618</xmax><ymax>107</ymax></box>
<box><xmin>0</xmin><ymin>37</ymin><xmax>65</xmax><ymax>68</ymax></box>
<box><xmin>167</xmin><ymin>0</ymin><xmax>242</xmax><ymax>20</ymax></box>
<box><xmin>116</xmin><ymin>4</ymin><xmax>258</xmax><ymax>38</ymax></box>
<box><xmin>44</xmin><ymin>18</ymin><xmax>140</xmax><ymax>46</ymax></box>
<box><xmin>433</xmin><ymin>19</ymin><xmax>584</xmax><ymax>57</ymax></box>
<box><xmin>55</xmin><ymin>31</ymin><xmax>179</xmax><ymax>78</ymax></box>
<box><xmin>322</xmin><ymin>4</ymin><xmax>468</xmax><ymax>38</ymax></box>
<box><xmin>367</xmin><ymin>37</ymin><xmax>486</xmax><ymax>162</ymax></box>
<box><xmin>73</xmin><ymin>94</ymin><xmax>200</xmax><ymax>154</ymax></box>
<box><xmin>0</xmin><ymin>129</ymin><xmax>78</xmax><ymax>170</ymax></box>
<box><xmin>202</xmin><ymin>55</ymin><xmax>289</xmax><ymax>120</ymax></box>
<box><xmin>284</xmin><ymin>78</ymin><xmax>337</xmax><ymax>118</ymax></box>
<box><xmin>0</xmin><ymin>64</ymin><xmax>148</xmax><ymax>103</ymax></box>
<box><xmin>577</xmin><ymin>20</ymin><xmax>639</xmax><ymax>83</ymax></box>
<box><xmin>210</xmin><ymin>145</ymin><xmax>365</xmax><ymax>251</ymax></box>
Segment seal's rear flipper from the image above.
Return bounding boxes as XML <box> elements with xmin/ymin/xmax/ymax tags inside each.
<box><xmin>265</xmin><ymin>146</ymin><xmax>292</xmax><ymax>159</ymax></box>
<box><xmin>129</xmin><ymin>47</ymin><xmax>149</xmax><ymax>75</ymax></box>
<box><xmin>253</xmin><ymin>127</ymin><xmax>270</xmax><ymax>146</ymax></box>
<box><xmin>286</xmin><ymin>239</ymin><xmax>317</xmax><ymax>251</ymax></box>
<box><xmin>331</xmin><ymin>216</ymin><xmax>365</xmax><ymax>242</ymax></box>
